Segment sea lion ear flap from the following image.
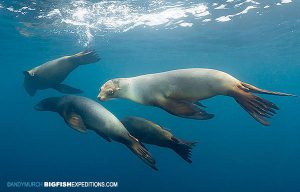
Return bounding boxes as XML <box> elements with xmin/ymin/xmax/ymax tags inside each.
<box><xmin>112</xmin><ymin>79</ymin><xmax>120</xmax><ymax>89</ymax></box>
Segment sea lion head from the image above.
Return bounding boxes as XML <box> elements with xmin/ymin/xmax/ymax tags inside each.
<box><xmin>98</xmin><ymin>79</ymin><xmax>121</xmax><ymax>101</ymax></box>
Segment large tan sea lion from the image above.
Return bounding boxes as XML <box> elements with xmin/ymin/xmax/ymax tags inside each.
<box><xmin>98</xmin><ymin>68</ymin><xmax>294</xmax><ymax>126</ymax></box>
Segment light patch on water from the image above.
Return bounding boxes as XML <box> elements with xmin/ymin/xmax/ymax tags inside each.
<box><xmin>216</xmin><ymin>16</ymin><xmax>232</xmax><ymax>22</ymax></box>
<box><xmin>7</xmin><ymin>7</ymin><xmax>21</xmax><ymax>13</ymax></box>
<box><xmin>235</xmin><ymin>0</ymin><xmax>260</xmax><ymax>8</ymax></box>
<box><xmin>43</xmin><ymin>9</ymin><xmax>62</xmax><ymax>18</ymax></box>
<box><xmin>6</xmin><ymin>6</ymin><xmax>35</xmax><ymax>13</ymax></box>
<box><xmin>34</xmin><ymin>1</ymin><xmax>210</xmax><ymax>45</ymax></box>
<box><xmin>1</xmin><ymin>0</ymin><xmax>296</xmax><ymax>46</ymax></box>
<box><xmin>179</xmin><ymin>22</ymin><xmax>193</xmax><ymax>27</ymax></box>
<box><xmin>202</xmin><ymin>18</ymin><xmax>211</xmax><ymax>22</ymax></box>
<box><xmin>216</xmin><ymin>5</ymin><xmax>257</xmax><ymax>22</ymax></box>
<box><xmin>215</xmin><ymin>4</ymin><xmax>227</xmax><ymax>10</ymax></box>
<box><xmin>281</xmin><ymin>0</ymin><xmax>292</xmax><ymax>4</ymax></box>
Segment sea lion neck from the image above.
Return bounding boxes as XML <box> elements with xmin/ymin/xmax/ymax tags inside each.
<box><xmin>117</xmin><ymin>78</ymin><xmax>140</xmax><ymax>103</ymax></box>
<box><xmin>117</xmin><ymin>78</ymin><xmax>131</xmax><ymax>97</ymax></box>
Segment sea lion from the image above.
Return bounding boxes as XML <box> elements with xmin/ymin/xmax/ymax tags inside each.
<box><xmin>98</xmin><ymin>68</ymin><xmax>295</xmax><ymax>126</ymax></box>
<box><xmin>34</xmin><ymin>95</ymin><xmax>157</xmax><ymax>171</ymax></box>
<box><xmin>23</xmin><ymin>50</ymin><xmax>100</xmax><ymax>96</ymax></box>
<box><xmin>121</xmin><ymin>116</ymin><xmax>197</xmax><ymax>163</ymax></box>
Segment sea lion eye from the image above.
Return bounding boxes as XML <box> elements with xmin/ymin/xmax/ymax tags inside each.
<box><xmin>107</xmin><ymin>89</ymin><xmax>114</xmax><ymax>95</ymax></box>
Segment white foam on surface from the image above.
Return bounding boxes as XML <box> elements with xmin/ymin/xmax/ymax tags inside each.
<box><xmin>179</xmin><ymin>22</ymin><xmax>193</xmax><ymax>27</ymax></box>
<box><xmin>215</xmin><ymin>4</ymin><xmax>227</xmax><ymax>10</ymax></box>
<box><xmin>202</xmin><ymin>18</ymin><xmax>211</xmax><ymax>22</ymax></box>
<box><xmin>0</xmin><ymin>0</ymin><xmax>296</xmax><ymax>46</ymax></box>
<box><xmin>281</xmin><ymin>0</ymin><xmax>292</xmax><ymax>4</ymax></box>
<box><xmin>34</xmin><ymin>1</ymin><xmax>210</xmax><ymax>45</ymax></box>
<box><xmin>216</xmin><ymin>5</ymin><xmax>257</xmax><ymax>22</ymax></box>
<box><xmin>216</xmin><ymin>16</ymin><xmax>231</xmax><ymax>22</ymax></box>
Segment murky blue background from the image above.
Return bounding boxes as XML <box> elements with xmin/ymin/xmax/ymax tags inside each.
<box><xmin>0</xmin><ymin>0</ymin><xmax>300</xmax><ymax>191</ymax></box>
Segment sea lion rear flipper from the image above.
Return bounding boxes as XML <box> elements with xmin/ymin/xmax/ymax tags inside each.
<box><xmin>158</xmin><ymin>99</ymin><xmax>214</xmax><ymax>120</ymax></box>
<box><xmin>170</xmin><ymin>136</ymin><xmax>197</xmax><ymax>163</ymax></box>
<box><xmin>53</xmin><ymin>84</ymin><xmax>83</xmax><ymax>94</ymax></box>
<box><xmin>240</xmin><ymin>82</ymin><xmax>295</xmax><ymax>96</ymax></box>
<box><xmin>72</xmin><ymin>50</ymin><xmax>100</xmax><ymax>65</ymax></box>
<box><xmin>230</xmin><ymin>82</ymin><xmax>295</xmax><ymax>126</ymax></box>
<box><xmin>95</xmin><ymin>130</ymin><xmax>112</xmax><ymax>142</ymax></box>
<box><xmin>65</xmin><ymin>113</ymin><xmax>87</xmax><ymax>133</ymax></box>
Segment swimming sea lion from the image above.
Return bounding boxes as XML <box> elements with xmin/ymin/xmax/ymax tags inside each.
<box><xmin>98</xmin><ymin>68</ymin><xmax>295</xmax><ymax>126</ymax></box>
<box><xmin>121</xmin><ymin>116</ymin><xmax>197</xmax><ymax>163</ymax></box>
<box><xmin>34</xmin><ymin>95</ymin><xmax>157</xmax><ymax>171</ymax></box>
<box><xmin>23</xmin><ymin>50</ymin><xmax>100</xmax><ymax>96</ymax></box>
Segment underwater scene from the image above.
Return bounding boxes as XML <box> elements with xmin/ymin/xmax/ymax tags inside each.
<box><xmin>0</xmin><ymin>0</ymin><xmax>300</xmax><ymax>191</ymax></box>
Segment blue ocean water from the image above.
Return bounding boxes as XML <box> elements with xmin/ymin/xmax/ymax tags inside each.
<box><xmin>0</xmin><ymin>0</ymin><xmax>300</xmax><ymax>191</ymax></box>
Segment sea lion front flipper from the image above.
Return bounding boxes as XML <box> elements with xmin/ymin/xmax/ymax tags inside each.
<box><xmin>158</xmin><ymin>99</ymin><xmax>214</xmax><ymax>120</ymax></box>
<box><xmin>23</xmin><ymin>71</ymin><xmax>37</xmax><ymax>96</ymax></box>
<box><xmin>24</xmin><ymin>83</ymin><xmax>37</xmax><ymax>96</ymax></box>
<box><xmin>53</xmin><ymin>84</ymin><xmax>83</xmax><ymax>94</ymax></box>
<box><xmin>195</xmin><ymin>101</ymin><xmax>207</xmax><ymax>108</ymax></box>
<box><xmin>94</xmin><ymin>130</ymin><xmax>112</xmax><ymax>142</ymax></box>
<box><xmin>65</xmin><ymin>113</ymin><xmax>87</xmax><ymax>133</ymax></box>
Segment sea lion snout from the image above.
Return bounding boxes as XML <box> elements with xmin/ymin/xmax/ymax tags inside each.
<box><xmin>98</xmin><ymin>80</ymin><xmax>119</xmax><ymax>101</ymax></box>
<box><xmin>97</xmin><ymin>93</ymin><xmax>106</xmax><ymax>101</ymax></box>
<box><xmin>97</xmin><ymin>86</ymin><xmax>108</xmax><ymax>101</ymax></box>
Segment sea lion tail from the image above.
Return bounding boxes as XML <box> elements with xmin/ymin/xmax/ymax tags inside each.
<box><xmin>126</xmin><ymin>134</ymin><xmax>158</xmax><ymax>171</ymax></box>
<box><xmin>34</xmin><ymin>97</ymin><xmax>60</xmax><ymax>112</ymax></box>
<box><xmin>170</xmin><ymin>136</ymin><xmax>197</xmax><ymax>164</ymax></box>
<box><xmin>73</xmin><ymin>50</ymin><xmax>100</xmax><ymax>65</ymax></box>
<box><xmin>231</xmin><ymin>82</ymin><xmax>295</xmax><ymax>126</ymax></box>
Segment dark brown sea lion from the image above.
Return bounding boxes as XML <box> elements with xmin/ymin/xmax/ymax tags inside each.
<box><xmin>121</xmin><ymin>116</ymin><xmax>196</xmax><ymax>163</ymax></box>
<box><xmin>35</xmin><ymin>95</ymin><xmax>158</xmax><ymax>171</ymax></box>
<box><xmin>23</xmin><ymin>50</ymin><xmax>100</xmax><ymax>96</ymax></box>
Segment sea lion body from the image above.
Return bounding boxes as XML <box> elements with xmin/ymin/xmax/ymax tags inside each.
<box><xmin>122</xmin><ymin>116</ymin><xmax>174</xmax><ymax>147</ymax></box>
<box><xmin>122</xmin><ymin>116</ymin><xmax>196</xmax><ymax>163</ymax></box>
<box><xmin>98</xmin><ymin>68</ymin><xmax>294</xmax><ymax>126</ymax></box>
<box><xmin>35</xmin><ymin>95</ymin><xmax>157</xmax><ymax>170</ymax></box>
<box><xmin>23</xmin><ymin>50</ymin><xmax>100</xmax><ymax>96</ymax></box>
<box><xmin>124</xmin><ymin>69</ymin><xmax>239</xmax><ymax>104</ymax></box>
